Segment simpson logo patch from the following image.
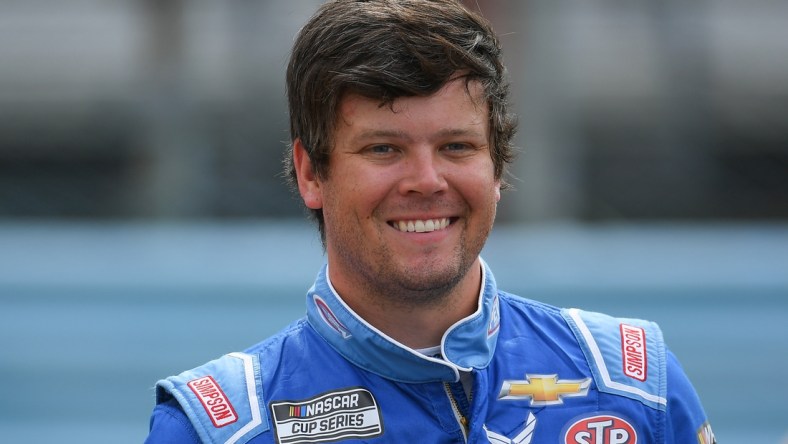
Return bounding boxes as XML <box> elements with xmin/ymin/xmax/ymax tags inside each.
<box><xmin>187</xmin><ymin>376</ymin><xmax>238</xmax><ymax>428</ymax></box>
<box><xmin>620</xmin><ymin>324</ymin><xmax>647</xmax><ymax>382</ymax></box>
<box><xmin>270</xmin><ymin>387</ymin><xmax>383</xmax><ymax>444</ymax></box>
<box><xmin>563</xmin><ymin>413</ymin><xmax>637</xmax><ymax>444</ymax></box>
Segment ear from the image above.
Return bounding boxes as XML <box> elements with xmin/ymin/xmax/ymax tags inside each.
<box><xmin>494</xmin><ymin>180</ymin><xmax>501</xmax><ymax>203</ymax></box>
<box><xmin>293</xmin><ymin>139</ymin><xmax>323</xmax><ymax>210</ymax></box>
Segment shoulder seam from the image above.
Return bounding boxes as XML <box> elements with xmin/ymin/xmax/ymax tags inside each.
<box><xmin>498</xmin><ymin>291</ymin><xmax>562</xmax><ymax>315</ymax></box>
<box><xmin>244</xmin><ymin>317</ymin><xmax>308</xmax><ymax>355</ymax></box>
<box><xmin>156</xmin><ymin>353</ymin><xmax>270</xmax><ymax>444</ymax></box>
<box><xmin>563</xmin><ymin>308</ymin><xmax>668</xmax><ymax>411</ymax></box>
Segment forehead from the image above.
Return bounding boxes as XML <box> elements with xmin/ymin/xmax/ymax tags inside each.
<box><xmin>336</xmin><ymin>78</ymin><xmax>489</xmax><ymax>136</ymax></box>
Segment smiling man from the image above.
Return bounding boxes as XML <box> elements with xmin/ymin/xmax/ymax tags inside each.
<box><xmin>145</xmin><ymin>1</ymin><xmax>714</xmax><ymax>443</ymax></box>
<box><xmin>295</xmin><ymin>77</ymin><xmax>498</xmax><ymax>348</ymax></box>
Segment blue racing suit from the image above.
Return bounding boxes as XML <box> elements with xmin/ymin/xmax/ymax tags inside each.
<box><xmin>145</xmin><ymin>260</ymin><xmax>715</xmax><ymax>444</ymax></box>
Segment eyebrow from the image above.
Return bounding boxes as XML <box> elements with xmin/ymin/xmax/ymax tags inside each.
<box><xmin>353</xmin><ymin>129</ymin><xmax>411</xmax><ymax>143</ymax></box>
<box><xmin>351</xmin><ymin>127</ymin><xmax>486</xmax><ymax>144</ymax></box>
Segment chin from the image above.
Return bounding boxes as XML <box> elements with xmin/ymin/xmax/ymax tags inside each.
<box><xmin>394</xmin><ymin>262</ymin><xmax>465</xmax><ymax>293</ymax></box>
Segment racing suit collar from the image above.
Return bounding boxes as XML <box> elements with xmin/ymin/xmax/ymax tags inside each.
<box><xmin>305</xmin><ymin>258</ymin><xmax>500</xmax><ymax>383</ymax></box>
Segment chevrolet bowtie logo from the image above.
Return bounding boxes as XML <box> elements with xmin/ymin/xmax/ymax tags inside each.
<box><xmin>498</xmin><ymin>374</ymin><xmax>591</xmax><ymax>406</ymax></box>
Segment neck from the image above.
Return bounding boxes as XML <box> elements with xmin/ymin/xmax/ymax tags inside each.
<box><xmin>328</xmin><ymin>259</ymin><xmax>483</xmax><ymax>349</ymax></box>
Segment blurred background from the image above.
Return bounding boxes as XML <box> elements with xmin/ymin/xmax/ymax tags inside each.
<box><xmin>1</xmin><ymin>0</ymin><xmax>786</xmax><ymax>442</ymax></box>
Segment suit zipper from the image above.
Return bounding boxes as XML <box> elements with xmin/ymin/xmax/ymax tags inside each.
<box><xmin>444</xmin><ymin>382</ymin><xmax>469</xmax><ymax>442</ymax></box>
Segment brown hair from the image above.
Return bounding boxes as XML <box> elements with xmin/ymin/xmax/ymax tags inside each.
<box><xmin>285</xmin><ymin>0</ymin><xmax>517</xmax><ymax>240</ymax></box>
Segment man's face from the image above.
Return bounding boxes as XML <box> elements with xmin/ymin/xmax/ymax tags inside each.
<box><xmin>299</xmin><ymin>78</ymin><xmax>500</xmax><ymax>305</ymax></box>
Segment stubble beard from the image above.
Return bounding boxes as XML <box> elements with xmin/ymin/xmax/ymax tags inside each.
<box><xmin>335</xmin><ymin>216</ymin><xmax>493</xmax><ymax>312</ymax></box>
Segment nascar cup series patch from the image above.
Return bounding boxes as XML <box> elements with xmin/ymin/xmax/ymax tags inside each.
<box><xmin>270</xmin><ymin>387</ymin><xmax>383</xmax><ymax>444</ymax></box>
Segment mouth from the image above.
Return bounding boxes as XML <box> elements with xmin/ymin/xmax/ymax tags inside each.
<box><xmin>388</xmin><ymin>217</ymin><xmax>454</xmax><ymax>233</ymax></box>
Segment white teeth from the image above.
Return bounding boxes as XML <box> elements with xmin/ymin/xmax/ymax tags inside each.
<box><xmin>392</xmin><ymin>218</ymin><xmax>450</xmax><ymax>233</ymax></box>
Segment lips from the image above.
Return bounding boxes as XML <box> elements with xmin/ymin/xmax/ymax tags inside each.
<box><xmin>390</xmin><ymin>218</ymin><xmax>451</xmax><ymax>233</ymax></box>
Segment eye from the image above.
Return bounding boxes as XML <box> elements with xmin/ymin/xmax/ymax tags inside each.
<box><xmin>368</xmin><ymin>144</ymin><xmax>395</xmax><ymax>154</ymax></box>
<box><xmin>444</xmin><ymin>143</ymin><xmax>469</xmax><ymax>151</ymax></box>
<box><xmin>441</xmin><ymin>142</ymin><xmax>476</xmax><ymax>156</ymax></box>
<box><xmin>361</xmin><ymin>144</ymin><xmax>401</xmax><ymax>160</ymax></box>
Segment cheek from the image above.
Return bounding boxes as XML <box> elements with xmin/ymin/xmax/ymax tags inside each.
<box><xmin>350</xmin><ymin>170</ymin><xmax>399</xmax><ymax>200</ymax></box>
<box><xmin>323</xmin><ymin>174</ymin><xmax>384</xmax><ymax>216</ymax></box>
<box><xmin>455</xmin><ymin>171</ymin><xmax>499</xmax><ymax>203</ymax></box>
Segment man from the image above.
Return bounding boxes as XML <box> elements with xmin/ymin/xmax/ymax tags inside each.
<box><xmin>146</xmin><ymin>1</ymin><xmax>715</xmax><ymax>443</ymax></box>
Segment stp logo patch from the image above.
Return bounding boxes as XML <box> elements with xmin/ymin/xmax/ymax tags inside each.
<box><xmin>563</xmin><ymin>413</ymin><xmax>637</xmax><ymax>444</ymax></box>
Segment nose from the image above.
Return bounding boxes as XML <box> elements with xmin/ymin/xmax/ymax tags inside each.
<box><xmin>397</xmin><ymin>149</ymin><xmax>448</xmax><ymax>196</ymax></box>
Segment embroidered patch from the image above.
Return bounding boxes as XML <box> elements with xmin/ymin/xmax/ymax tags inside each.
<box><xmin>485</xmin><ymin>412</ymin><xmax>537</xmax><ymax>444</ymax></box>
<box><xmin>270</xmin><ymin>387</ymin><xmax>383</xmax><ymax>444</ymax></box>
<box><xmin>498</xmin><ymin>374</ymin><xmax>591</xmax><ymax>406</ymax></box>
<box><xmin>697</xmin><ymin>421</ymin><xmax>716</xmax><ymax>444</ymax></box>
<box><xmin>488</xmin><ymin>294</ymin><xmax>501</xmax><ymax>336</ymax></box>
<box><xmin>314</xmin><ymin>295</ymin><xmax>352</xmax><ymax>339</ymax></box>
<box><xmin>620</xmin><ymin>323</ymin><xmax>647</xmax><ymax>382</ymax></box>
<box><xmin>563</xmin><ymin>413</ymin><xmax>637</xmax><ymax>444</ymax></box>
<box><xmin>187</xmin><ymin>375</ymin><xmax>238</xmax><ymax>428</ymax></box>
